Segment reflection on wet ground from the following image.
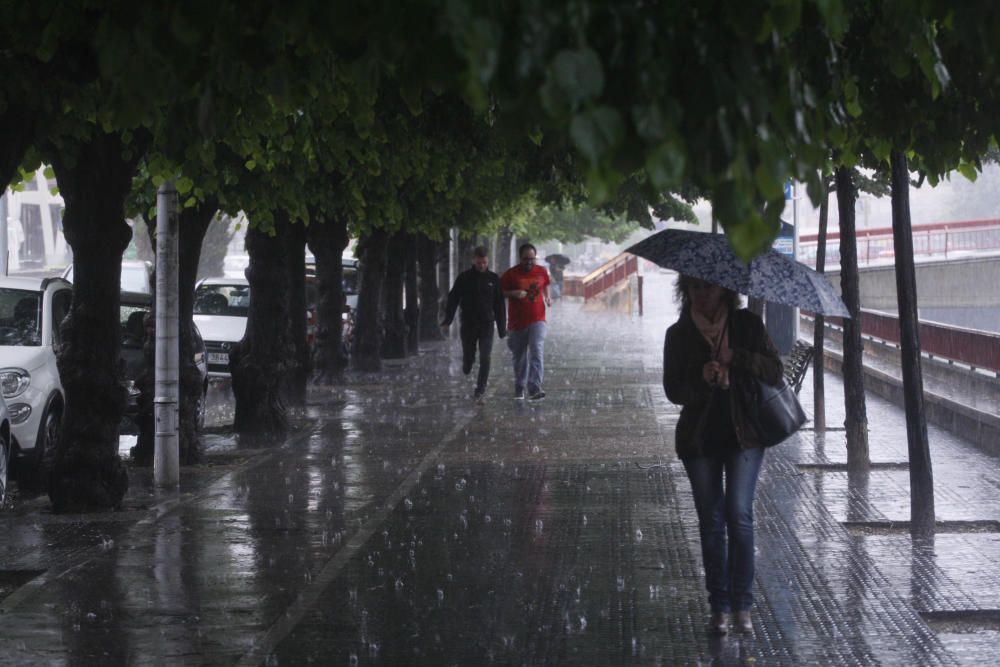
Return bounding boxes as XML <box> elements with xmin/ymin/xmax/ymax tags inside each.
<box><xmin>2</xmin><ymin>272</ymin><xmax>999</xmax><ymax>665</ymax></box>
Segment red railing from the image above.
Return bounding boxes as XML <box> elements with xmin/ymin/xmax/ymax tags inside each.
<box><xmin>799</xmin><ymin>218</ymin><xmax>1000</xmax><ymax>268</ymax></box>
<box><xmin>581</xmin><ymin>253</ymin><xmax>639</xmax><ymax>300</ymax></box>
<box><xmin>822</xmin><ymin>309</ymin><xmax>1000</xmax><ymax>374</ymax></box>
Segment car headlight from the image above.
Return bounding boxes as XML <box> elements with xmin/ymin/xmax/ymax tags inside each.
<box><xmin>0</xmin><ymin>368</ymin><xmax>30</xmax><ymax>398</ymax></box>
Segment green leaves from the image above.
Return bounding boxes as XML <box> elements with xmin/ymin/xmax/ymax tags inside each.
<box><xmin>569</xmin><ymin>107</ymin><xmax>624</xmax><ymax>165</ymax></box>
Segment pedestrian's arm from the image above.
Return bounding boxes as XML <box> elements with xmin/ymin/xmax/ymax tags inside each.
<box><xmin>663</xmin><ymin>328</ymin><xmax>712</xmax><ymax>406</ymax></box>
<box><xmin>543</xmin><ymin>283</ymin><xmax>551</xmax><ymax>307</ymax></box>
<box><xmin>494</xmin><ymin>281</ymin><xmax>507</xmax><ymax>337</ymax></box>
<box><xmin>441</xmin><ymin>274</ymin><xmax>463</xmax><ymax>325</ymax></box>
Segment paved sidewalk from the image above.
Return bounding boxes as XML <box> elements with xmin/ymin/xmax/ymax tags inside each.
<box><xmin>2</xmin><ymin>272</ymin><xmax>999</xmax><ymax>665</ymax></box>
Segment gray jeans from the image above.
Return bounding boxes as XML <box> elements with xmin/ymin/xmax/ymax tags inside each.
<box><xmin>507</xmin><ymin>321</ymin><xmax>547</xmax><ymax>393</ymax></box>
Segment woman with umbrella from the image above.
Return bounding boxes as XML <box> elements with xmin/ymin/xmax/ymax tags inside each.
<box><xmin>662</xmin><ymin>274</ymin><xmax>783</xmax><ymax>635</ymax></box>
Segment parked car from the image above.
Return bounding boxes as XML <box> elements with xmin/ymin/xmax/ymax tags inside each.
<box><xmin>193</xmin><ymin>277</ymin><xmax>250</xmax><ymax>377</ymax></box>
<box><xmin>0</xmin><ymin>396</ymin><xmax>11</xmax><ymax>504</ymax></box>
<box><xmin>0</xmin><ymin>276</ymin><xmax>72</xmax><ymax>485</ymax></box>
<box><xmin>118</xmin><ymin>291</ymin><xmax>209</xmax><ymax>432</ymax></box>
<box><xmin>62</xmin><ymin>259</ymin><xmax>154</xmax><ymax>295</ymax></box>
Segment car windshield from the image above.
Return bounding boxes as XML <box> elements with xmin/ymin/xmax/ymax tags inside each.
<box><xmin>122</xmin><ymin>265</ymin><xmax>152</xmax><ymax>294</ymax></box>
<box><xmin>0</xmin><ymin>288</ymin><xmax>42</xmax><ymax>346</ymax></box>
<box><xmin>120</xmin><ymin>303</ymin><xmax>150</xmax><ymax>347</ymax></box>
<box><xmin>194</xmin><ymin>285</ymin><xmax>250</xmax><ymax>317</ymax></box>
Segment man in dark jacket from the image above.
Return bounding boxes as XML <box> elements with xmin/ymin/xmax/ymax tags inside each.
<box><xmin>442</xmin><ymin>246</ymin><xmax>507</xmax><ymax>403</ymax></box>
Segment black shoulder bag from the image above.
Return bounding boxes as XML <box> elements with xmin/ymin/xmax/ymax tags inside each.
<box><xmin>733</xmin><ymin>315</ymin><xmax>807</xmax><ymax>447</ymax></box>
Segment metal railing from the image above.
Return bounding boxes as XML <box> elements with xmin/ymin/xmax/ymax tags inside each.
<box><xmin>799</xmin><ymin>218</ymin><xmax>1000</xmax><ymax>268</ymax></box>
<box><xmin>581</xmin><ymin>252</ymin><xmax>639</xmax><ymax>301</ymax></box>
<box><xmin>820</xmin><ymin>309</ymin><xmax>1000</xmax><ymax>375</ymax></box>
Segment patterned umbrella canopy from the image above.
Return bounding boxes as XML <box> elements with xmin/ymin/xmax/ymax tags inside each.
<box><xmin>626</xmin><ymin>229</ymin><xmax>850</xmax><ymax>317</ymax></box>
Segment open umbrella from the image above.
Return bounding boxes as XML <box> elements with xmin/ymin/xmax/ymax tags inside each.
<box><xmin>626</xmin><ymin>229</ymin><xmax>850</xmax><ymax>317</ymax></box>
<box><xmin>545</xmin><ymin>253</ymin><xmax>571</xmax><ymax>267</ymax></box>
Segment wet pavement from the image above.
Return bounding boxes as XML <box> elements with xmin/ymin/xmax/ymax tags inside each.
<box><xmin>2</xmin><ymin>272</ymin><xmax>1000</xmax><ymax>665</ymax></box>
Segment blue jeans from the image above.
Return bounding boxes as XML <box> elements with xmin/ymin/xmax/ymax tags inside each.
<box><xmin>683</xmin><ymin>446</ymin><xmax>765</xmax><ymax>613</ymax></box>
<box><xmin>507</xmin><ymin>321</ymin><xmax>546</xmax><ymax>393</ymax></box>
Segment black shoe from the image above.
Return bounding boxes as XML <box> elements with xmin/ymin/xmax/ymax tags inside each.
<box><xmin>473</xmin><ymin>390</ymin><xmax>485</xmax><ymax>405</ymax></box>
<box><xmin>528</xmin><ymin>390</ymin><xmax>546</xmax><ymax>401</ymax></box>
<box><xmin>514</xmin><ymin>388</ymin><xmax>525</xmax><ymax>400</ymax></box>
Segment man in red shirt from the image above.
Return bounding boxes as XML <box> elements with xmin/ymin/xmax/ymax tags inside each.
<box><xmin>500</xmin><ymin>243</ymin><xmax>551</xmax><ymax>400</ymax></box>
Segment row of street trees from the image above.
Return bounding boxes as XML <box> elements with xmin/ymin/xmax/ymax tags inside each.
<box><xmin>4</xmin><ymin>2</ymin><xmax>1000</xmax><ymax>528</ymax></box>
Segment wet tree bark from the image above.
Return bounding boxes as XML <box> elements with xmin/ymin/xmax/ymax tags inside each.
<box><xmin>495</xmin><ymin>227</ymin><xmax>515</xmax><ymax>273</ymax></box>
<box><xmin>47</xmin><ymin>131</ymin><xmax>144</xmax><ymax>511</ymax></box>
<box><xmin>0</xmin><ymin>110</ymin><xmax>38</xmax><ymax>197</ymax></box>
<box><xmin>133</xmin><ymin>201</ymin><xmax>217</xmax><ymax>466</ymax></box>
<box><xmin>835</xmin><ymin>166</ymin><xmax>870</xmax><ymax>471</ymax></box>
<box><xmin>812</xmin><ymin>182</ymin><xmax>830</xmax><ymax>431</ymax></box>
<box><xmin>404</xmin><ymin>233</ymin><xmax>420</xmax><ymax>355</ymax></box>
<box><xmin>436</xmin><ymin>238</ymin><xmax>451</xmax><ymax>324</ymax></box>
<box><xmin>231</xmin><ymin>218</ymin><xmax>294</xmax><ymax>438</ymax></box>
<box><xmin>197</xmin><ymin>213</ymin><xmax>236</xmax><ymax>281</ymax></box>
<box><xmin>381</xmin><ymin>231</ymin><xmax>409</xmax><ymax>359</ymax></box>
<box><xmin>352</xmin><ymin>228</ymin><xmax>389</xmax><ymax>372</ymax></box>
<box><xmin>306</xmin><ymin>215</ymin><xmax>350</xmax><ymax>383</ymax></box>
<box><xmin>890</xmin><ymin>150</ymin><xmax>935</xmax><ymax>536</ymax></box>
<box><xmin>417</xmin><ymin>235</ymin><xmax>443</xmax><ymax>341</ymax></box>
<box><xmin>283</xmin><ymin>221</ymin><xmax>309</xmax><ymax>407</ymax></box>
<box><xmin>457</xmin><ymin>234</ymin><xmax>476</xmax><ymax>270</ymax></box>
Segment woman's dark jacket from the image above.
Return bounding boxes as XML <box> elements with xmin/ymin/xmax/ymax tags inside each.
<box><xmin>442</xmin><ymin>267</ymin><xmax>507</xmax><ymax>336</ymax></box>
<box><xmin>662</xmin><ymin>307</ymin><xmax>783</xmax><ymax>459</ymax></box>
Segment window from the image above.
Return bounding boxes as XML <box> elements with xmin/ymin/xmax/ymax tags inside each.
<box><xmin>0</xmin><ymin>288</ymin><xmax>42</xmax><ymax>346</ymax></box>
<box><xmin>18</xmin><ymin>204</ymin><xmax>45</xmax><ymax>266</ymax></box>
<box><xmin>194</xmin><ymin>285</ymin><xmax>251</xmax><ymax>317</ymax></box>
<box><xmin>51</xmin><ymin>290</ymin><xmax>72</xmax><ymax>346</ymax></box>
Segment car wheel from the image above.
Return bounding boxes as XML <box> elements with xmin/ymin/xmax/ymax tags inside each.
<box><xmin>0</xmin><ymin>428</ymin><xmax>10</xmax><ymax>505</ymax></box>
<box><xmin>22</xmin><ymin>404</ymin><xmax>60</xmax><ymax>490</ymax></box>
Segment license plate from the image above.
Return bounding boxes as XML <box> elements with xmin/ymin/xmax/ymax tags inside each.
<box><xmin>208</xmin><ymin>352</ymin><xmax>229</xmax><ymax>365</ymax></box>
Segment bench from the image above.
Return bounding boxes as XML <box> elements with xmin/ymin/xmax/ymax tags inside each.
<box><xmin>783</xmin><ymin>340</ymin><xmax>814</xmax><ymax>395</ymax></box>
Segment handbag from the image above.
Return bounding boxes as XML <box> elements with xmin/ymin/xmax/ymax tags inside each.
<box><xmin>727</xmin><ymin>314</ymin><xmax>807</xmax><ymax>447</ymax></box>
<box><xmin>740</xmin><ymin>373</ymin><xmax>807</xmax><ymax>447</ymax></box>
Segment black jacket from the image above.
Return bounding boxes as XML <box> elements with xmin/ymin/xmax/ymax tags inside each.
<box><xmin>663</xmin><ymin>308</ymin><xmax>783</xmax><ymax>459</ymax></box>
<box><xmin>442</xmin><ymin>267</ymin><xmax>507</xmax><ymax>336</ymax></box>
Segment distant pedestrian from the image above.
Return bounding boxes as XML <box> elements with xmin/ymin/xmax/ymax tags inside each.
<box><xmin>500</xmin><ymin>243</ymin><xmax>551</xmax><ymax>400</ymax></box>
<box><xmin>441</xmin><ymin>246</ymin><xmax>506</xmax><ymax>404</ymax></box>
<box><xmin>662</xmin><ymin>275</ymin><xmax>783</xmax><ymax>636</ymax></box>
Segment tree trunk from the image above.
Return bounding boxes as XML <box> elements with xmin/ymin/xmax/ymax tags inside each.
<box><xmin>404</xmin><ymin>233</ymin><xmax>420</xmax><ymax>354</ymax></box>
<box><xmin>457</xmin><ymin>234</ymin><xmax>476</xmax><ymax>271</ymax></box>
<box><xmin>283</xmin><ymin>221</ymin><xmax>308</xmax><ymax>407</ymax></box>
<box><xmin>231</xmin><ymin>217</ymin><xmax>294</xmax><ymax>437</ymax></box>
<box><xmin>812</xmin><ymin>181</ymin><xmax>830</xmax><ymax>431</ymax></box>
<box><xmin>352</xmin><ymin>229</ymin><xmax>389</xmax><ymax>372</ymax></box>
<box><xmin>133</xmin><ymin>201</ymin><xmax>216</xmax><ymax>466</ymax></box>
<box><xmin>835</xmin><ymin>166</ymin><xmax>870</xmax><ymax>470</ymax></box>
<box><xmin>496</xmin><ymin>227</ymin><xmax>514</xmax><ymax>273</ymax></box>
<box><xmin>890</xmin><ymin>150</ymin><xmax>935</xmax><ymax>537</ymax></box>
<box><xmin>197</xmin><ymin>213</ymin><xmax>236</xmax><ymax>281</ymax></box>
<box><xmin>436</xmin><ymin>238</ymin><xmax>451</xmax><ymax>324</ymax></box>
<box><xmin>306</xmin><ymin>215</ymin><xmax>350</xmax><ymax>383</ymax></box>
<box><xmin>381</xmin><ymin>231</ymin><xmax>409</xmax><ymax>359</ymax></box>
<box><xmin>47</xmin><ymin>131</ymin><xmax>142</xmax><ymax>512</ymax></box>
<box><xmin>417</xmin><ymin>235</ymin><xmax>443</xmax><ymax>341</ymax></box>
<box><xmin>0</xmin><ymin>111</ymin><xmax>38</xmax><ymax>198</ymax></box>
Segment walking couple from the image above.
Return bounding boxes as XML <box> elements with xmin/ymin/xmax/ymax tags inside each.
<box><xmin>442</xmin><ymin>243</ymin><xmax>551</xmax><ymax>404</ymax></box>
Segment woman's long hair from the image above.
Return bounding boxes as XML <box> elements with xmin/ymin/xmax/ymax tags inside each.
<box><xmin>673</xmin><ymin>274</ymin><xmax>741</xmax><ymax>313</ymax></box>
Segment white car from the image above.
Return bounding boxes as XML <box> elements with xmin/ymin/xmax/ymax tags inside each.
<box><xmin>0</xmin><ymin>277</ymin><xmax>72</xmax><ymax>484</ymax></box>
<box><xmin>193</xmin><ymin>277</ymin><xmax>250</xmax><ymax>377</ymax></box>
<box><xmin>62</xmin><ymin>259</ymin><xmax>153</xmax><ymax>295</ymax></box>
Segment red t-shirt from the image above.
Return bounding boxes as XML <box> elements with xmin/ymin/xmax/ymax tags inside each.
<box><xmin>501</xmin><ymin>265</ymin><xmax>550</xmax><ymax>331</ymax></box>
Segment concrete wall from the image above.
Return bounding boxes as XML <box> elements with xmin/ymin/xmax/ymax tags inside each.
<box><xmin>825</xmin><ymin>256</ymin><xmax>1000</xmax><ymax>311</ymax></box>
